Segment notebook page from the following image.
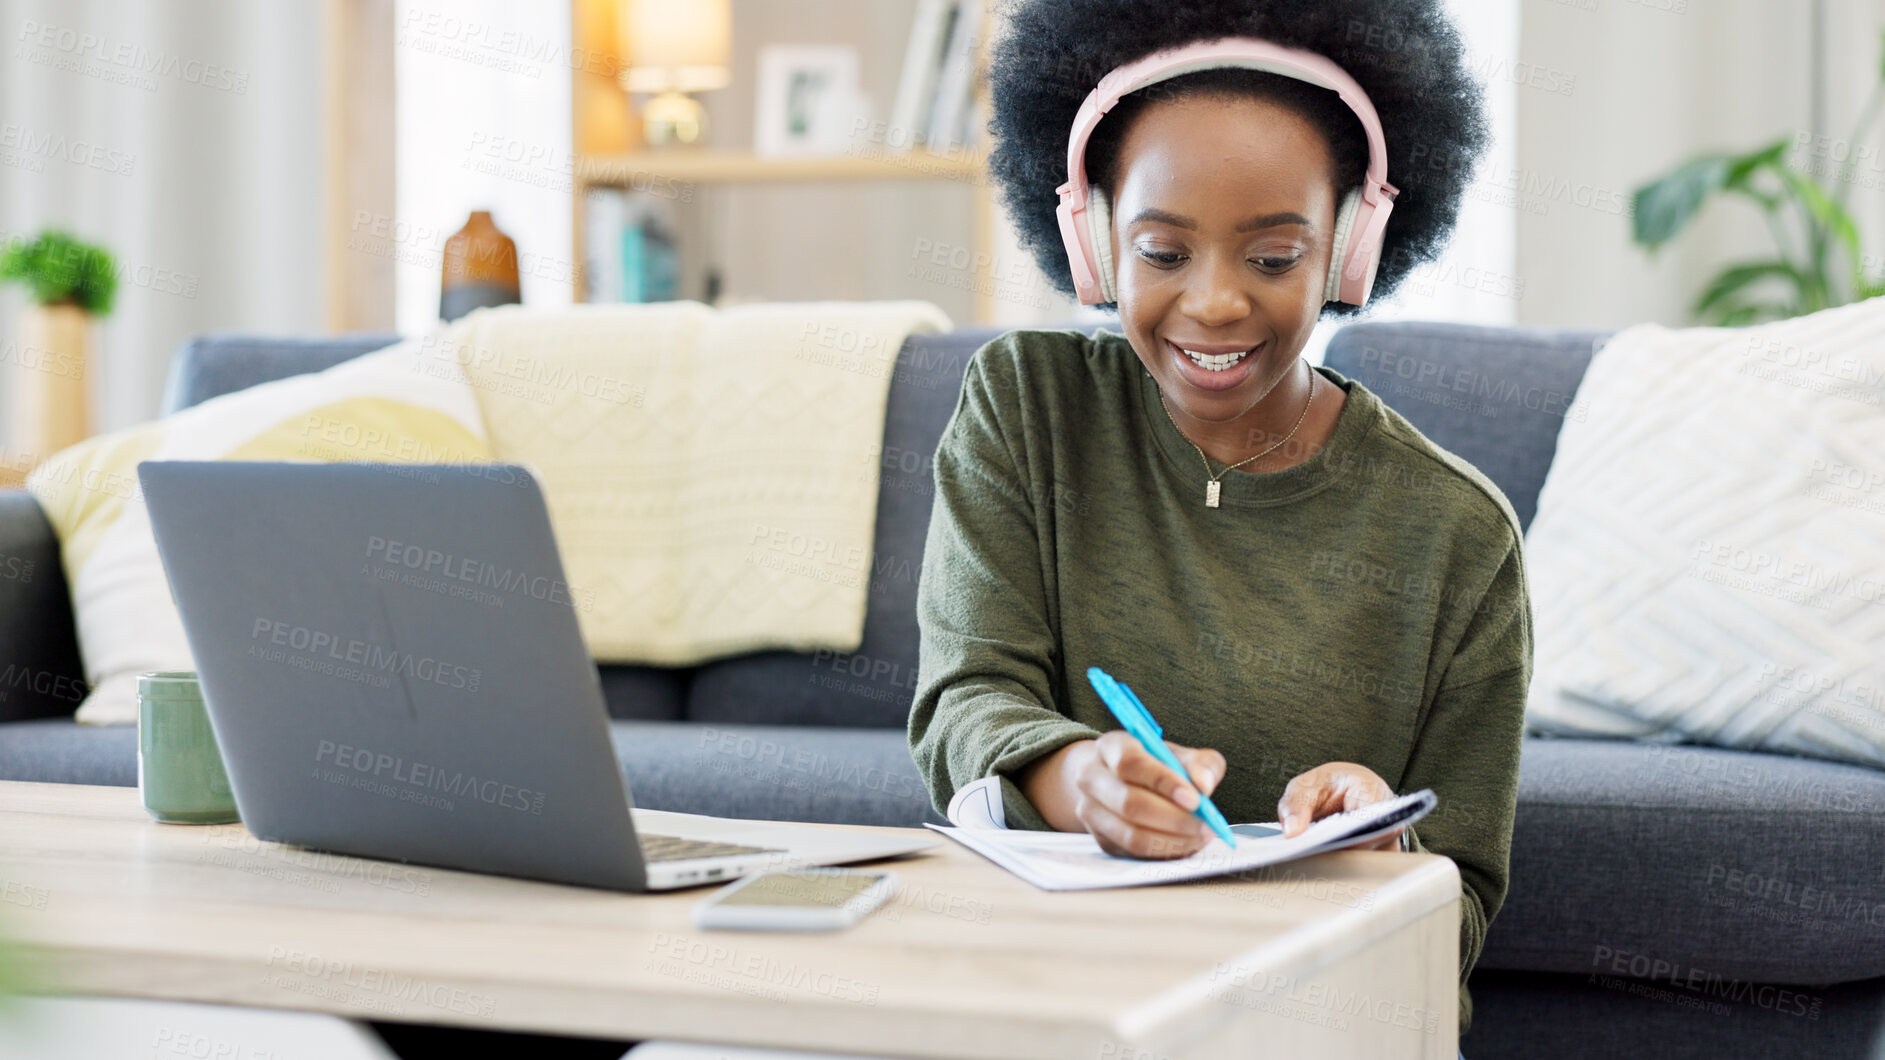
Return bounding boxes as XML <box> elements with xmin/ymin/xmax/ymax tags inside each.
<box><xmin>928</xmin><ymin>789</ymin><xmax>1437</xmax><ymax>891</ymax></box>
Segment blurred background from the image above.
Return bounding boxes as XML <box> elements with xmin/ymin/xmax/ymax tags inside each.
<box><xmin>0</xmin><ymin>0</ymin><xmax>1881</xmax><ymax>444</ymax></box>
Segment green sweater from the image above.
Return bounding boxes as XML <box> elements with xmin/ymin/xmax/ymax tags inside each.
<box><xmin>908</xmin><ymin>328</ymin><xmax>1531</xmax><ymax>1034</ymax></box>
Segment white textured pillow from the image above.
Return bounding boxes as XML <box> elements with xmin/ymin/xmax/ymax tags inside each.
<box><xmin>27</xmin><ymin>332</ymin><xmax>492</xmax><ymax>725</ymax></box>
<box><xmin>1525</xmin><ymin>296</ymin><xmax>1885</xmax><ymax>766</ymax></box>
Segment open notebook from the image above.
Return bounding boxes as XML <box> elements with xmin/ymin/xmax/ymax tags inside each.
<box><xmin>929</xmin><ymin>777</ymin><xmax>1437</xmax><ymax>891</ymax></box>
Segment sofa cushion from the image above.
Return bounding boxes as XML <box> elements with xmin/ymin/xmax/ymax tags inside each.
<box><xmin>1465</xmin><ymin>969</ymin><xmax>1885</xmax><ymax>1060</ymax></box>
<box><xmin>0</xmin><ymin>666</ymin><xmax>682</xmax><ymax>753</ymax></box>
<box><xmin>611</xmin><ymin>720</ymin><xmax>940</xmax><ymax>828</ymax></box>
<box><xmin>597</xmin><ymin>664</ymin><xmax>688</xmax><ymax>722</ymax></box>
<box><xmin>1480</xmin><ymin>737</ymin><xmax>1885</xmax><ymax>985</ymax></box>
<box><xmin>683</xmin><ymin>326</ymin><xmax>999</xmax><ymax>728</ymax></box>
<box><xmin>0</xmin><ymin>719</ymin><xmax>135</xmax><ymax>786</ymax></box>
<box><xmin>0</xmin><ymin>718</ymin><xmax>938</xmax><ymax>829</ymax></box>
<box><xmin>1323</xmin><ymin>322</ymin><xmax>1607</xmax><ymax>530</ymax></box>
<box><xmin>161</xmin><ymin>332</ymin><xmax>402</xmax><ymax>414</ymax></box>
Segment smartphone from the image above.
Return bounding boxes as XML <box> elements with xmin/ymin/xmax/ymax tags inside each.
<box><xmin>692</xmin><ymin>868</ymin><xmax>898</xmax><ymax>932</ymax></box>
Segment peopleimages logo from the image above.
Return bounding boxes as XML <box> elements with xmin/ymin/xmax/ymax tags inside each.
<box><xmin>365</xmin><ymin>535</ymin><xmax>588</xmax><ymax>610</ymax></box>
<box><xmin>14</xmin><ymin>20</ymin><xmax>250</xmax><ymax>93</ymax></box>
<box><xmin>316</xmin><ymin>740</ymin><xmax>545</xmax><ymax>815</ymax></box>
<box><xmin>251</xmin><ymin>618</ymin><xmax>483</xmax><ymax>691</ymax></box>
<box><xmin>0</xmin><ymin>122</ymin><xmax>135</xmax><ymax>176</ymax></box>
<box><xmin>264</xmin><ymin>946</ymin><xmax>497</xmax><ymax>1019</ymax></box>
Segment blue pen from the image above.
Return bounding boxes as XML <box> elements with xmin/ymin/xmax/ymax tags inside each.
<box><xmin>1086</xmin><ymin>666</ymin><xmax>1237</xmax><ymax>848</ymax></box>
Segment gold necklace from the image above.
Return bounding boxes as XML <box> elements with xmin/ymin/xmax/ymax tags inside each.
<box><xmin>1158</xmin><ymin>361</ymin><xmax>1317</xmax><ymax>508</ymax></box>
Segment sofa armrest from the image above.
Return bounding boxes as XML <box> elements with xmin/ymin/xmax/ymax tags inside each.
<box><xmin>0</xmin><ymin>490</ymin><xmax>88</xmax><ymax>721</ymax></box>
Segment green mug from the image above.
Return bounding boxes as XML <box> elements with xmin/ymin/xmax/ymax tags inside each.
<box><xmin>137</xmin><ymin>671</ymin><xmax>239</xmax><ymax>824</ymax></box>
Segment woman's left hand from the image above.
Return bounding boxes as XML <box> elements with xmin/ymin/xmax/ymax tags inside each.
<box><xmin>1277</xmin><ymin>762</ymin><xmax>1404</xmax><ymax>851</ymax></box>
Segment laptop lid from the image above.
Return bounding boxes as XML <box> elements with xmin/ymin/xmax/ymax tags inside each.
<box><xmin>138</xmin><ymin>461</ymin><xmax>648</xmax><ymax>891</ymax></box>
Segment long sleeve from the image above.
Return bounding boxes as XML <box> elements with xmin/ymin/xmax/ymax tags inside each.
<box><xmin>908</xmin><ymin>346</ymin><xmax>1101</xmax><ymax>824</ymax></box>
<box><xmin>1398</xmin><ymin>538</ymin><xmax>1533</xmax><ymax>1034</ymax></box>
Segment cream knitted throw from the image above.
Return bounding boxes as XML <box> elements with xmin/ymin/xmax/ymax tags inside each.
<box><xmin>451</xmin><ymin>300</ymin><xmax>952</xmax><ymax>664</ymax></box>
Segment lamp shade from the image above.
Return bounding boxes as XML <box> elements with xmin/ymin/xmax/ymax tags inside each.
<box><xmin>619</xmin><ymin>0</ymin><xmax>731</xmax><ymax>93</ymax></box>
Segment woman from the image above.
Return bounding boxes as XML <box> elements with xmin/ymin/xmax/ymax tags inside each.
<box><xmin>907</xmin><ymin>0</ymin><xmax>1529</xmax><ymax>1039</ymax></box>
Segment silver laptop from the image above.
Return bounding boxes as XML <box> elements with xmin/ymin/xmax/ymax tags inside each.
<box><xmin>137</xmin><ymin>460</ymin><xmax>934</xmax><ymax>891</ymax></box>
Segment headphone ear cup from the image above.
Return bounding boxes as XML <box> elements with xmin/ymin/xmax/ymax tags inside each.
<box><xmin>1088</xmin><ymin>187</ymin><xmax>1116</xmax><ymax>304</ymax></box>
<box><xmin>1325</xmin><ymin>187</ymin><xmax>1362</xmax><ymax>304</ymax></box>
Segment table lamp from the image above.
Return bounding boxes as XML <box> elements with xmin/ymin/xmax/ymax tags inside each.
<box><xmin>618</xmin><ymin>0</ymin><xmax>731</xmax><ymax>147</ymax></box>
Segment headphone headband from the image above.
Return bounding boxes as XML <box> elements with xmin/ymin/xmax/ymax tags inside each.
<box><xmin>1053</xmin><ymin>37</ymin><xmax>1399</xmax><ymax>306</ymax></box>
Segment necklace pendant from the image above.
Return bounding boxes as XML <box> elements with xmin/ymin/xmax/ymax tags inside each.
<box><xmin>1205</xmin><ymin>480</ymin><xmax>1221</xmax><ymax>508</ymax></box>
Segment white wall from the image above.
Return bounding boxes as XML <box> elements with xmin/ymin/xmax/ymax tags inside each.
<box><xmin>392</xmin><ymin>0</ymin><xmax>573</xmax><ymax>335</ymax></box>
<box><xmin>1302</xmin><ymin>0</ymin><xmax>1521</xmax><ymax>363</ymax></box>
<box><xmin>0</xmin><ymin>0</ymin><xmax>326</xmax><ymax>435</ymax></box>
<box><xmin>1514</xmin><ymin>0</ymin><xmax>1885</xmax><ymax>328</ymax></box>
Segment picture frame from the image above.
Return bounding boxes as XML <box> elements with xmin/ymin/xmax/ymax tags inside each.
<box><xmin>753</xmin><ymin>44</ymin><xmax>866</xmax><ymax>157</ymax></box>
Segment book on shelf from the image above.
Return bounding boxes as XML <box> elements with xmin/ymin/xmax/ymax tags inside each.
<box><xmin>889</xmin><ymin>0</ymin><xmax>982</xmax><ymax>156</ymax></box>
<box><xmin>584</xmin><ymin>187</ymin><xmax>678</xmax><ymax>304</ymax></box>
<box><xmin>889</xmin><ymin>0</ymin><xmax>953</xmax><ymax>149</ymax></box>
<box><xmin>924</xmin><ymin>0</ymin><xmax>982</xmax><ymax>155</ymax></box>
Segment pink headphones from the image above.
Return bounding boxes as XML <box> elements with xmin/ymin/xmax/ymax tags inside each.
<box><xmin>1054</xmin><ymin>37</ymin><xmax>1399</xmax><ymax>307</ymax></box>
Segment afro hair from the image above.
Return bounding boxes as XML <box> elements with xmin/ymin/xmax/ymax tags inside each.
<box><xmin>985</xmin><ymin>0</ymin><xmax>1491</xmax><ymax>315</ymax></box>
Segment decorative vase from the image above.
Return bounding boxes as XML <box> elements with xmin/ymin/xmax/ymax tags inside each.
<box><xmin>6</xmin><ymin>303</ymin><xmax>90</xmax><ymax>478</ymax></box>
<box><xmin>440</xmin><ymin>211</ymin><xmax>522</xmax><ymax>322</ymax></box>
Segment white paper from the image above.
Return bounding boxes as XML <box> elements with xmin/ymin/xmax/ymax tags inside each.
<box><xmin>928</xmin><ymin>789</ymin><xmax>1437</xmax><ymax>891</ymax></box>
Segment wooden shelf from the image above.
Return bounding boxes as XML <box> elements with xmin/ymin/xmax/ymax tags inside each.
<box><xmin>569</xmin><ymin>0</ymin><xmax>998</xmax><ymax>321</ymax></box>
<box><xmin>579</xmin><ymin>149</ymin><xmax>985</xmax><ymax>186</ymax></box>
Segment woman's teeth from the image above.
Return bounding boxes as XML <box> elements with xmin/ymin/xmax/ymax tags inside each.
<box><xmin>1178</xmin><ymin>345</ymin><xmax>1251</xmax><ymax>372</ymax></box>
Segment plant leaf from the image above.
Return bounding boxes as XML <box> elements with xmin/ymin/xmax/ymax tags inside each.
<box><xmin>1633</xmin><ymin>139</ymin><xmax>1792</xmax><ymax>250</ymax></box>
<box><xmin>1767</xmin><ymin>162</ymin><xmax>1869</xmax><ymax>302</ymax></box>
<box><xmin>1712</xmin><ymin>301</ymin><xmax>1796</xmax><ymax>327</ymax></box>
<box><xmin>1633</xmin><ymin>155</ymin><xmax>1732</xmax><ymax>248</ymax></box>
<box><xmin>1692</xmin><ymin>261</ymin><xmax>1807</xmax><ymax>320</ymax></box>
<box><xmin>0</xmin><ymin>229</ymin><xmax>116</xmax><ymax>314</ymax></box>
<box><xmin>1775</xmin><ymin>167</ymin><xmax>1862</xmax><ymax>255</ymax></box>
<box><xmin>1723</xmin><ymin>139</ymin><xmax>1789</xmax><ymax>189</ymax></box>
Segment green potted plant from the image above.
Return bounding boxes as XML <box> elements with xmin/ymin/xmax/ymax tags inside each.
<box><xmin>0</xmin><ymin>229</ymin><xmax>117</xmax><ymax>475</ymax></box>
<box><xmin>1631</xmin><ymin>33</ymin><xmax>1885</xmax><ymax>324</ymax></box>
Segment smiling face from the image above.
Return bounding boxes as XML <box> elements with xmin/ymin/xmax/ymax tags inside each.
<box><xmin>1107</xmin><ymin>93</ymin><xmax>1341</xmax><ymax>434</ymax></box>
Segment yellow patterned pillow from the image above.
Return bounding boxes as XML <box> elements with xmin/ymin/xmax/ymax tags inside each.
<box><xmin>27</xmin><ymin>332</ymin><xmax>493</xmax><ymax>724</ymax></box>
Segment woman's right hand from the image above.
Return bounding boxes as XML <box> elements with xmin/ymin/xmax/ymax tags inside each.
<box><xmin>1018</xmin><ymin>731</ymin><xmax>1228</xmax><ymax>860</ymax></box>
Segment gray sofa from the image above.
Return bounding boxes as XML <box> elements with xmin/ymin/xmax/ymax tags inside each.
<box><xmin>2</xmin><ymin>322</ymin><xmax>1882</xmax><ymax>1059</ymax></box>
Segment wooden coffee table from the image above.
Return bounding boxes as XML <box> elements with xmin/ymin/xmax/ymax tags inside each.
<box><xmin>0</xmin><ymin>781</ymin><xmax>1460</xmax><ymax>1058</ymax></box>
